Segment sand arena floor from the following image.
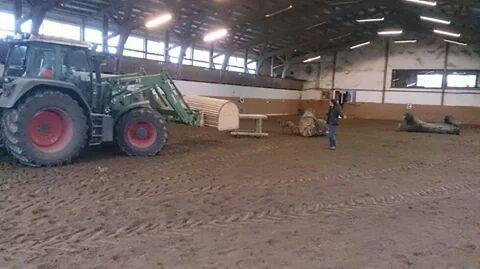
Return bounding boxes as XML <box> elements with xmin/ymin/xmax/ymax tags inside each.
<box><xmin>1</xmin><ymin>119</ymin><xmax>479</xmax><ymax>269</ymax></box>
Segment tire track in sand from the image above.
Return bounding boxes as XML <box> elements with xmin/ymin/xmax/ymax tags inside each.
<box><xmin>3</xmin><ymin>179</ymin><xmax>479</xmax><ymax>256</ymax></box>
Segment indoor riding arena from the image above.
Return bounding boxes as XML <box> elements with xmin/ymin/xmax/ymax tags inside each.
<box><xmin>0</xmin><ymin>1</ymin><xmax>480</xmax><ymax>268</ymax></box>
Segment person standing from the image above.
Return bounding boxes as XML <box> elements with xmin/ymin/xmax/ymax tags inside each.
<box><xmin>326</xmin><ymin>99</ymin><xmax>344</xmax><ymax>150</ymax></box>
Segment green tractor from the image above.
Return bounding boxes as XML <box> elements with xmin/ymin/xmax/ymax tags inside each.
<box><xmin>0</xmin><ymin>35</ymin><xmax>202</xmax><ymax>167</ymax></box>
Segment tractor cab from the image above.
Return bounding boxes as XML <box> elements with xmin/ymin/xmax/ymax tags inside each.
<box><xmin>0</xmin><ymin>35</ymin><xmax>95</xmax><ymax>103</ymax></box>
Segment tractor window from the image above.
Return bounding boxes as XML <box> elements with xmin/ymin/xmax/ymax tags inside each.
<box><xmin>0</xmin><ymin>42</ymin><xmax>7</xmax><ymax>75</ymax></box>
<box><xmin>59</xmin><ymin>47</ymin><xmax>91</xmax><ymax>84</ymax></box>
<box><xmin>62</xmin><ymin>48</ymin><xmax>90</xmax><ymax>72</ymax></box>
<box><xmin>59</xmin><ymin>47</ymin><xmax>92</xmax><ymax>92</ymax></box>
<box><xmin>5</xmin><ymin>44</ymin><xmax>27</xmax><ymax>77</ymax></box>
<box><xmin>28</xmin><ymin>48</ymin><xmax>56</xmax><ymax>78</ymax></box>
<box><xmin>0</xmin><ymin>42</ymin><xmax>9</xmax><ymax>64</ymax></box>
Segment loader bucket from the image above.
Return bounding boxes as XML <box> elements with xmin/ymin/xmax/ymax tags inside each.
<box><xmin>183</xmin><ymin>95</ymin><xmax>239</xmax><ymax>131</ymax></box>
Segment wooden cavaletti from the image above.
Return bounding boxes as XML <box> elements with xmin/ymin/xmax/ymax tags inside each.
<box><xmin>183</xmin><ymin>95</ymin><xmax>240</xmax><ymax>131</ymax></box>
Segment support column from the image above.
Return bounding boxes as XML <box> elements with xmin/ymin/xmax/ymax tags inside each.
<box><xmin>256</xmin><ymin>57</ymin><xmax>264</xmax><ymax>76</ymax></box>
<box><xmin>315</xmin><ymin>62</ymin><xmax>321</xmax><ymax>89</ymax></box>
<box><xmin>114</xmin><ymin>27</ymin><xmax>131</xmax><ymax>73</ymax></box>
<box><xmin>281</xmin><ymin>55</ymin><xmax>291</xmax><ymax>79</ymax></box>
<box><xmin>102</xmin><ymin>15</ymin><xmax>109</xmax><ymax>54</ymax></box>
<box><xmin>441</xmin><ymin>43</ymin><xmax>450</xmax><ymax>106</ymax></box>
<box><xmin>188</xmin><ymin>43</ymin><xmax>194</xmax><ymax>64</ymax></box>
<box><xmin>221</xmin><ymin>51</ymin><xmax>232</xmax><ymax>71</ymax></box>
<box><xmin>116</xmin><ymin>30</ymin><xmax>130</xmax><ymax>56</ymax></box>
<box><xmin>244</xmin><ymin>48</ymin><xmax>249</xmax><ymax>73</ymax></box>
<box><xmin>31</xmin><ymin>7</ymin><xmax>47</xmax><ymax>35</ymax></box>
<box><xmin>14</xmin><ymin>0</ymin><xmax>22</xmax><ymax>34</ymax></box>
<box><xmin>209</xmin><ymin>45</ymin><xmax>214</xmax><ymax>69</ymax></box>
<box><xmin>144</xmin><ymin>31</ymin><xmax>148</xmax><ymax>59</ymax></box>
<box><xmin>270</xmin><ymin>57</ymin><xmax>275</xmax><ymax>78</ymax></box>
<box><xmin>381</xmin><ymin>39</ymin><xmax>391</xmax><ymax>104</ymax></box>
<box><xmin>164</xmin><ymin>31</ymin><xmax>170</xmax><ymax>62</ymax></box>
<box><xmin>27</xmin><ymin>0</ymin><xmax>62</xmax><ymax>36</ymax></box>
<box><xmin>80</xmin><ymin>17</ymin><xmax>86</xmax><ymax>41</ymax></box>
<box><xmin>331</xmin><ymin>51</ymin><xmax>337</xmax><ymax>90</ymax></box>
<box><xmin>178</xmin><ymin>44</ymin><xmax>187</xmax><ymax>66</ymax></box>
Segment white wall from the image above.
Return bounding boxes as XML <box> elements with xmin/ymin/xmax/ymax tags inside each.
<box><xmin>336</xmin><ymin>41</ymin><xmax>386</xmax><ymax>91</ymax></box>
<box><xmin>444</xmin><ymin>45</ymin><xmax>480</xmax><ymax>106</ymax></box>
<box><xmin>288</xmin><ymin>63</ymin><xmax>319</xmax><ymax>81</ymax></box>
<box><xmin>174</xmin><ymin>80</ymin><xmax>301</xmax><ymax>100</ymax></box>
<box><xmin>384</xmin><ymin>38</ymin><xmax>445</xmax><ymax>105</ymax></box>
<box><xmin>301</xmin><ymin>89</ymin><xmax>322</xmax><ymax>100</ymax></box>
<box><xmin>318</xmin><ymin>55</ymin><xmax>335</xmax><ymax>89</ymax></box>
<box><xmin>301</xmin><ymin>37</ymin><xmax>480</xmax><ymax>107</ymax></box>
<box><xmin>448</xmin><ymin>45</ymin><xmax>480</xmax><ymax>70</ymax></box>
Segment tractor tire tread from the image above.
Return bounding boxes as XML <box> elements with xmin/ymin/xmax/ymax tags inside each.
<box><xmin>115</xmin><ymin>107</ymin><xmax>168</xmax><ymax>157</ymax></box>
<box><xmin>1</xmin><ymin>90</ymin><xmax>88</xmax><ymax>167</ymax></box>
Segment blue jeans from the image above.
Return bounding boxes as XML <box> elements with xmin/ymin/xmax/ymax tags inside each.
<box><xmin>328</xmin><ymin>124</ymin><xmax>338</xmax><ymax>148</ymax></box>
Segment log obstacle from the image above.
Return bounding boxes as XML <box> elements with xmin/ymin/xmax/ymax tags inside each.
<box><xmin>231</xmin><ymin>114</ymin><xmax>269</xmax><ymax>137</ymax></box>
<box><xmin>398</xmin><ymin>113</ymin><xmax>460</xmax><ymax>135</ymax></box>
<box><xmin>183</xmin><ymin>95</ymin><xmax>240</xmax><ymax>131</ymax></box>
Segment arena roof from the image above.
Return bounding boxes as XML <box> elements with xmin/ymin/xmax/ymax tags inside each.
<box><xmin>2</xmin><ymin>0</ymin><xmax>480</xmax><ymax>61</ymax></box>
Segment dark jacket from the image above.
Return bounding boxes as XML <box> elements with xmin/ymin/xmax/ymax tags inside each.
<box><xmin>326</xmin><ymin>105</ymin><xmax>344</xmax><ymax>126</ymax></box>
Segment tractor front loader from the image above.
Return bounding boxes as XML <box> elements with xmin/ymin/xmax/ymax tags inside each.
<box><xmin>0</xmin><ymin>35</ymin><xmax>207</xmax><ymax>167</ymax></box>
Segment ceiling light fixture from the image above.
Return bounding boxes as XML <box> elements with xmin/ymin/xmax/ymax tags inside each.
<box><xmin>420</xmin><ymin>15</ymin><xmax>451</xmax><ymax>25</ymax></box>
<box><xmin>328</xmin><ymin>1</ymin><xmax>361</xmax><ymax>5</ymax></box>
<box><xmin>329</xmin><ymin>33</ymin><xmax>351</xmax><ymax>42</ymax></box>
<box><xmin>394</xmin><ymin>39</ymin><xmax>418</xmax><ymax>43</ymax></box>
<box><xmin>203</xmin><ymin>28</ymin><xmax>228</xmax><ymax>42</ymax></box>
<box><xmin>145</xmin><ymin>13</ymin><xmax>173</xmax><ymax>29</ymax></box>
<box><xmin>303</xmin><ymin>55</ymin><xmax>321</xmax><ymax>63</ymax></box>
<box><xmin>444</xmin><ymin>39</ymin><xmax>467</xmax><ymax>46</ymax></box>
<box><xmin>433</xmin><ymin>29</ymin><xmax>461</xmax><ymax>38</ymax></box>
<box><xmin>356</xmin><ymin>17</ymin><xmax>385</xmax><ymax>23</ymax></box>
<box><xmin>404</xmin><ymin>0</ymin><xmax>437</xmax><ymax>6</ymax></box>
<box><xmin>378</xmin><ymin>30</ymin><xmax>403</xmax><ymax>35</ymax></box>
<box><xmin>305</xmin><ymin>21</ymin><xmax>327</xmax><ymax>30</ymax></box>
<box><xmin>407</xmin><ymin>82</ymin><xmax>417</xmax><ymax>87</ymax></box>
<box><xmin>350</xmin><ymin>41</ymin><xmax>371</xmax><ymax>50</ymax></box>
<box><xmin>265</xmin><ymin>5</ymin><xmax>293</xmax><ymax>18</ymax></box>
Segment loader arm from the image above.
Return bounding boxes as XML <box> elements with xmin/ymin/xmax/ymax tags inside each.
<box><xmin>102</xmin><ymin>72</ymin><xmax>202</xmax><ymax>127</ymax></box>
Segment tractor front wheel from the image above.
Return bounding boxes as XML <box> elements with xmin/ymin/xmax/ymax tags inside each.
<box><xmin>115</xmin><ymin>108</ymin><xmax>168</xmax><ymax>156</ymax></box>
<box><xmin>2</xmin><ymin>91</ymin><xmax>88</xmax><ymax>166</ymax></box>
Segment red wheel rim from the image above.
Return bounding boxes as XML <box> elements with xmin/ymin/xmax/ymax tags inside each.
<box><xmin>28</xmin><ymin>108</ymin><xmax>74</xmax><ymax>153</ymax></box>
<box><xmin>127</xmin><ymin>121</ymin><xmax>157</xmax><ymax>149</ymax></box>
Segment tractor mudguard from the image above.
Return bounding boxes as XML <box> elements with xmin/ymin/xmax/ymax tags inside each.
<box><xmin>113</xmin><ymin>100</ymin><xmax>151</xmax><ymax>121</ymax></box>
<box><xmin>0</xmin><ymin>78</ymin><xmax>90</xmax><ymax>112</ymax></box>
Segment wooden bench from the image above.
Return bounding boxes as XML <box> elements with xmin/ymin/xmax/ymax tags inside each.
<box><xmin>230</xmin><ymin>114</ymin><xmax>269</xmax><ymax>137</ymax></box>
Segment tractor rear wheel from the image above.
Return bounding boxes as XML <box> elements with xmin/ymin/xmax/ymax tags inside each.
<box><xmin>115</xmin><ymin>108</ymin><xmax>168</xmax><ymax>156</ymax></box>
<box><xmin>2</xmin><ymin>90</ymin><xmax>88</xmax><ymax>167</ymax></box>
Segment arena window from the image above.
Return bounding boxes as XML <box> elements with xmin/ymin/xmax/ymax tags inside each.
<box><xmin>391</xmin><ymin>69</ymin><xmax>444</xmax><ymax>89</ymax></box>
<box><xmin>123</xmin><ymin>35</ymin><xmax>145</xmax><ymax>58</ymax></box>
<box><xmin>146</xmin><ymin>40</ymin><xmax>165</xmax><ymax>61</ymax></box>
<box><xmin>392</xmin><ymin>69</ymin><xmax>480</xmax><ymax>89</ymax></box>
<box><xmin>446</xmin><ymin>71</ymin><xmax>479</xmax><ymax>88</ymax></box>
